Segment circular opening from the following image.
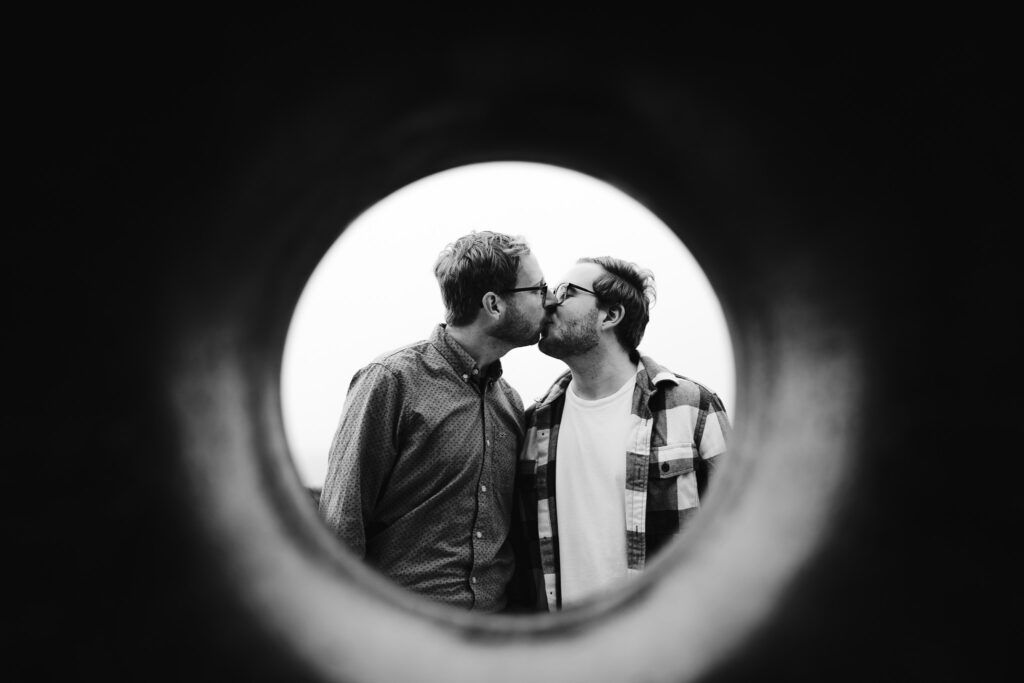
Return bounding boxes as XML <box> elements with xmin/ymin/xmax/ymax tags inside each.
<box><xmin>157</xmin><ymin>36</ymin><xmax>872</xmax><ymax>681</ymax></box>
<box><xmin>281</xmin><ymin>160</ymin><xmax>736</xmax><ymax>608</ymax></box>
<box><xmin>168</xmin><ymin>146</ymin><xmax>861</xmax><ymax>682</ymax></box>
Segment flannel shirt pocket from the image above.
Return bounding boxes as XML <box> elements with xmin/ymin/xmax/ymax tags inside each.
<box><xmin>645</xmin><ymin>443</ymin><xmax>701</xmax><ymax>556</ymax></box>
<box><xmin>648</xmin><ymin>443</ymin><xmax>700</xmax><ymax>516</ymax></box>
<box><xmin>651</xmin><ymin>443</ymin><xmax>696</xmax><ymax>478</ymax></box>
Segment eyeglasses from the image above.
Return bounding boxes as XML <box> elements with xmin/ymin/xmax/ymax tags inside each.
<box><xmin>501</xmin><ymin>282</ymin><xmax>548</xmax><ymax>298</ymax></box>
<box><xmin>552</xmin><ymin>282</ymin><xmax>597</xmax><ymax>304</ymax></box>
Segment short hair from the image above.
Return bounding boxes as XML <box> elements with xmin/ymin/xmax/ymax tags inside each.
<box><xmin>580</xmin><ymin>256</ymin><xmax>656</xmax><ymax>355</ymax></box>
<box><xmin>434</xmin><ymin>231</ymin><xmax>532</xmax><ymax>326</ymax></box>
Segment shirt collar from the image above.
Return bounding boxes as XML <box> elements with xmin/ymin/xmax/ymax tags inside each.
<box><xmin>431</xmin><ymin>324</ymin><xmax>504</xmax><ymax>383</ymax></box>
<box><xmin>534</xmin><ymin>352</ymin><xmax>679</xmax><ymax>406</ymax></box>
<box><xmin>635</xmin><ymin>355</ymin><xmax>680</xmax><ymax>396</ymax></box>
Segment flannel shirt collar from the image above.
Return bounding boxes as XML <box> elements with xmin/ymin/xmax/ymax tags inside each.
<box><xmin>533</xmin><ymin>353</ymin><xmax>680</xmax><ymax>406</ymax></box>
<box><xmin>431</xmin><ymin>324</ymin><xmax>504</xmax><ymax>384</ymax></box>
<box><xmin>634</xmin><ymin>355</ymin><xmax>681</xmax><ymax>397</ymax></box>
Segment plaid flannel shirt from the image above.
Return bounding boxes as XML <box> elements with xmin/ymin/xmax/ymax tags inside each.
<box><xmin>510</xmin><ymin>355</ymin><xmax>731</xmax><ymax>611</ymax></box>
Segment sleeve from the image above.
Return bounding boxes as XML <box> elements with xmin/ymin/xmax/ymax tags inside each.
<box><xmin>698</xmin><ymin>390</ymin><xmax>732</xmax><ymax>483</ymax></box>
<box><xmin>317</xmin><ymin>362</ymin><xmax>403</xmax><ymax>557</ymax></box>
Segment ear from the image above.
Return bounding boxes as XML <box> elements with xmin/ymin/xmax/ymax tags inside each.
<box><xmin>481</xmin><ymin>292</ymin><xmax>502</xmax><ymax>318</ymax></box>
<box><xmin>602</xmin><ymin>303</ymin><xmax>626</xmax><ymax>329</ymax></box>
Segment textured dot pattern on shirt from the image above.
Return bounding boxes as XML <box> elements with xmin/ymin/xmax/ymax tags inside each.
<box><xmin>318</xmin><ymin>324</ymin><xmax>525</xmax><ymax>611</ymax></box>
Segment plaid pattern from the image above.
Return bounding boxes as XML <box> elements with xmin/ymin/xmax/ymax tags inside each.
<box><xmin>511</xmin><ymin>355</ymin><xmax>730</xmax><ymax>611</ymax></box>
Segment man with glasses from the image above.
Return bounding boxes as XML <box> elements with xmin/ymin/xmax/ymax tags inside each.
<box><xmin>319</xmin><ymin>230</ymin><xmax>549</xmax><ymax>612</ymax></box>
<box><xmin>508</xmin><ymin>256</ymin><xmax>731</xmax><ymax>611</ymax></box>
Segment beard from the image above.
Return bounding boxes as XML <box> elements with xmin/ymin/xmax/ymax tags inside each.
<box><xmin>492</xmin><ymin>302</ymin><xmax>541</xmax><ymax>347</ymax></box>
<box><xmin>539</xmin><ymin>308</ymin><xmax>600</xmax><ymax>359</ymax></box>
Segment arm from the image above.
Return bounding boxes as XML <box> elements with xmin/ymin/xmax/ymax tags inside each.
<box><xmin>697</xmin><ymin>389</ymin><xmax>731</xmax><ymax>488</ymax></box>
<box><xmin>318</xmin><ymin>362</ymin><xmax>403</xmax><ymax>557</ymax></box>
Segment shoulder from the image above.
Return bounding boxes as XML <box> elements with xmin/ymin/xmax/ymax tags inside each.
<box><xmin>365</xmin><ymin>338</ymin><xmax>436</xmax><ymax>375</ymax></box>
<box><xmin>663</xmin><ymin>374</ymin><xmax>712</xmax><ymax>402</ymax></box>
<box><xmin>344</xmin><ymin>339</ymin><xmax>435</xmax><ymax>395</ymax></box>
<box><xmin>640</xmin><ymin>355</ymin><xmax>724</xmax><ymax>410</ymax></box>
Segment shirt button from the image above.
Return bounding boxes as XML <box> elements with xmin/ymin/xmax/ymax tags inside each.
<box><xmin>480</xmin><ymin>485</ymin><xmax>487</xmax><ymax>492</ymax></box>
<box><xmin>475</xmin><ymin>531</ymin><xmax>482</xmax><ymax>539</ymax></box>
<box><xmin>462</xmin><ymin>374</ymin><xmax>468</xmax><ymax>381</ymax></box>
<box><xmin>471</xmin><ymin>576</ymin><xmax>478</xmax><ymax>584</ymax></box>
<box><xmin>472</xmin><ymin>368</ymin><xmax>479</xmax><ymax>375</ymax></box>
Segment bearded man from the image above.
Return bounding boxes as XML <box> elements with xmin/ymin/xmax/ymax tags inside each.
<box><xmin>319</xmin><ymin>230</ymin><xmax>549</xmax><ymax>612</ymax></box>
<box><xmin>510</xmin><ymin>256</ymin><xmax>731</xmax><ymax>611</ymax></box>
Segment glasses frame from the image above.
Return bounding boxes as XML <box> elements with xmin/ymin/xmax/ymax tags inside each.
<box><xmin>500</xmin><ymin>283</ymin><xmax>548</xmax><ymax>298</ymax></box>
<box><xmin>552</xmin><ymin>282</ymin><xmax>598</xmax><ymax>304</ymax></box>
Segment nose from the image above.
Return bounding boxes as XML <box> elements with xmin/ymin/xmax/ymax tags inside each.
<box><xmin>541</xmin><ymin>288</ymin><xmax>557</xmax><ymax>308</ymax></box>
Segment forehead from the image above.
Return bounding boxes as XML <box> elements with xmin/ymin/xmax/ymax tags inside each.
<box><xmin>561</xmin><ymin>261</ymin><xmax>605</xmax><ymax>287</ymax></box>
<box><xmin>516</xmin><ymin>252</ymin><xmax>544</xmax><ymax>283</ymax></box>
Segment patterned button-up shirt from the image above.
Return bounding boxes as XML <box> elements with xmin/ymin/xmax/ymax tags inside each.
<box><xmin>510</xmin><ymin>355</ymin><xmax>731</xmax><ymax>611</ymax></box>
<box><xmin>318</xmin><ymin>324</ymin><xmax>524</xmax><ymax>612</ymax></box>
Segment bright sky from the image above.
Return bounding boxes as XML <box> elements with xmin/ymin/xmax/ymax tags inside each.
<box><xmin>281</xmin><ymin>161</ymin><xmax>735</xmax><ymax>487</ymax></box>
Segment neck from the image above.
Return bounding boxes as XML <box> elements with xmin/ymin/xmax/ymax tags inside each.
<box><xmin>446</xmin><ymin>324</ymin><xmax>512</xmax><ymax>372</ymax></box>
<box><xmin>564</xmin><ymin>344</ymin><xmax>637</xmax><ymax>400</ymax></box>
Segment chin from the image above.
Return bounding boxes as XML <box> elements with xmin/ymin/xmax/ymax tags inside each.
<box><xmin>538</xmin><ymin>339</ymin><xmax>561</xmax><ymax>359</ymax></box>
<box><xmin>514</xmin><ymin>332</ymin><xmax>541</xmax><ymax>348</ymax></box>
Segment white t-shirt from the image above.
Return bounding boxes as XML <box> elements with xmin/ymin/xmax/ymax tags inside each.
<box><xmin>555</xmin><ymin>373</ymin><xmax>635</xmax><ymax>607</ymax></box>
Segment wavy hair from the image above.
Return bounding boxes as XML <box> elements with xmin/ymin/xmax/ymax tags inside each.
<box><xmin>433</xmin><ymin>231</ymin><xmax>532</xmax><ymax>326</ymax></box>
<box><xmin>580</xmin><ymin>256</ymin><xmax>656</xmax><ymax>355</ymax></box>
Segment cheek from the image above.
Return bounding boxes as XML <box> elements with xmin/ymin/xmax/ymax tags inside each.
<box><xmin>563</xmin><ymin>316</ymin><xmax>586</xmax><ymax>336</ymax></box>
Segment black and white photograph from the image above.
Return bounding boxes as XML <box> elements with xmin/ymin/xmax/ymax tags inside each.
<box><xmin>12</xmin><ymin>10</ymin><xmax>1019</xmax><ymax>682</ymax></box>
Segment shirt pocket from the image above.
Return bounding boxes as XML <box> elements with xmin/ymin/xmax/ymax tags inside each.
<box><xmin>651</xmin><ymin>443</ymin><xmax>696</xmax><ymax>477</ymax></box>
<box><xmin>648</xmin><ymin>443</ymin><xmax>700</xmax><ymax>511</ymax></box>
